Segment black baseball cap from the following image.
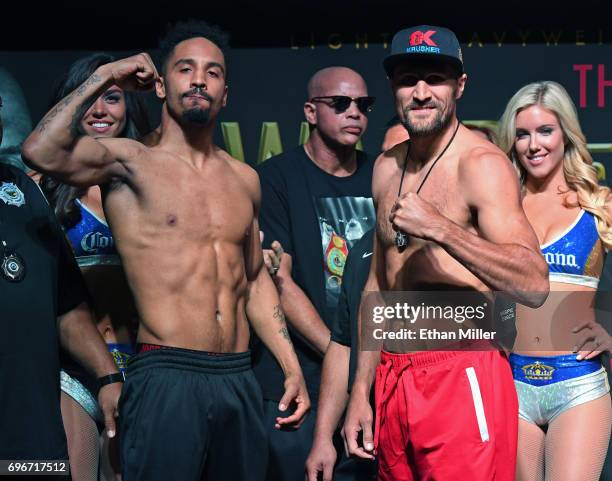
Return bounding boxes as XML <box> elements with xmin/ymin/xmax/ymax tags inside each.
<box><xmin>383</xmin><ymin>25</ymin><xmax>464</xmax><ymax>78</ymax></box>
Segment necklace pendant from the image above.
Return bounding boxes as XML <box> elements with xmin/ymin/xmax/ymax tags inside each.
<box><xmin>2</xmin><ymin>250</ymin><xmax>26</xmax><ymax>282</ymax></box>
<box><xmin>395</xmin><ymin>231</ymin><xmax>408</xmax><ymax>249</ymax></box>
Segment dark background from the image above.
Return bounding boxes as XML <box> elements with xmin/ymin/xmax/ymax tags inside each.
<box><xmin>1</xmin><ymin>0</ymin><xmax>612</xmax><ymax>166</ymax></box>
<box><xmin>2</xmin><ymin>0</ymin><xmax>610</xmax><ymax>50</ymax></box>
<box><xmin>2</xmin><ymin>3</ymin><xmax>612</xmax><ymax>479</ymax></box>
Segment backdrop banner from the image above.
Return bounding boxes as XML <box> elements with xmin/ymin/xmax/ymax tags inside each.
<box><xmin>1</xmin><ymin>40</ymin><xmax>611</xmax><ymax>168</ymax></box>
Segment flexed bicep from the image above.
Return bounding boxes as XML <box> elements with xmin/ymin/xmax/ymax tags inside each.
<box><xmin>22</xmin><ymin>53</ymin><xmax>156</xmax><ymax>187</ymax></box>
<box><xmin>36</xmin><ymin>136</ymin><xmax>139</xmax><ymax>187</ymax></box>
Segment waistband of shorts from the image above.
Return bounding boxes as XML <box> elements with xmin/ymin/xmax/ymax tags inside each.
<box><xmin>109</xmin><ymin>343</ymin><xmax>135</xmax><ymax>355</ymax></box>
<box><xmin>510</xmin><ymin>353</ymin><xmax>602</xmax><ymax>384</ymax></box>
<box><xmin>128</xmin><ymin>343</ymin><xmax>251</xmax><ymax>374</ymax></box>
<box><xmin>381</xmin><ymin>340</ymin><xmax>497</xmax><ymax>369</ymax></box>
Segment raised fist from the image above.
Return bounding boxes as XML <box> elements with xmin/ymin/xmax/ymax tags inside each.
<box><xmin>103</xmin><ymin>53</ymin><xmax>159</xmax><ymax>92</ymax></box>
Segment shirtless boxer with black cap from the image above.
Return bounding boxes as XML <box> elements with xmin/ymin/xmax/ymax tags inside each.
<box><xmin>341</xmin><ymin>25</ymin><xmax>549</xmax><ymax>481</ymax></box>
<box><xmin>23</xmin><ymin>20</ymin><xmax>309</xmax><ymax>481</ymax></box>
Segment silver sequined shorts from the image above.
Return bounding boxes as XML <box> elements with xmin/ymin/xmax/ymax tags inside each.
<box><xmin>60</xmin><ymin>369</ymin><xmax>103</xmax><ymax>423</ymax></box>
<box><xmin>514</xmin><ymin>364</ymin><xmax>610</xmax><ymax>425</ymax></box>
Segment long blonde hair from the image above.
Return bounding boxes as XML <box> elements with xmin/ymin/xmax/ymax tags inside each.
<box><xmin>498</xmin><ymin>81</ymin><xmax>612</xmax><ymax>247</ymax></box>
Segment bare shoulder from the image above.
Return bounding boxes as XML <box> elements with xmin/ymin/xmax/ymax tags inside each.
<box><xmin>376</xmin><ymin>140</ymin><xmax>407</xmax><ymax>175</ymax></box>
<box><xmin>456</xmin><ymin>133</ymin><xmax>521</xmax><ymax>208</ymax></box>
<box><xmin>373</xmin><ymin>140</ymin><xmax>408</xmax><ymax>199</ymax></box>
<box><xmin>458</xmin><ymin>136</ymin><xmax>517</xmax><ymax>188</ymax></box>
<box><xmin>97</xmin><ymin>137</ymin><xmax>148</xmax><ymax>163</ymax></box>
<box><xmin>218</xmin><ymin>147</ymin><xmax>261</xmax><ymax>200</ymax></box>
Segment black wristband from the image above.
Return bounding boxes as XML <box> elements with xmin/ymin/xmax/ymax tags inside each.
<box><xmin>98</xmin><ymin>372</ymin><xmax>125</xmax><ymax>388</ymax></box>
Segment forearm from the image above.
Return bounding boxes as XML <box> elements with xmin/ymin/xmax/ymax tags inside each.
<box><xmin>351</xmin><ymin>349</ymin><xmax>379</xmax><ymax>401</ymax></box>
<box><xmin>58</xmin><ymin>302</ymin><xmax>118</xmax><ymax>378</ymax></box>
<box><xmin>430</xmin><ymin>218</ymin><xmax>548</xmax><ymax>306</ymax></box>
<box><xmin>247</xmin><ymin>268</ymin><xmax>304</xmax><ymax>378</ymax></box>
<box><xmin>351</xmin><ymin>242</ymin><xmax>384</xmax><ymax>399</ymax></box>
<box><xmin>276</xmin><ymin>273</ymin><xmax>331</xmax><ymax>355</ymax></box>
<box><xmin>23</xmin><ymin>65</ymin><xmax>112</xmax><ymax>170</ymax></box>
<box><xmin>313</xmin><ymin>342</ymin><xmax>350</xmax><ymax>441</ymax></box>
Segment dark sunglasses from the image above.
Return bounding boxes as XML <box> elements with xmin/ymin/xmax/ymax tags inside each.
<box><xmin>309</xmin><ymin>95</ymin><xmax>376</xmax><ymax>114</ymax></box>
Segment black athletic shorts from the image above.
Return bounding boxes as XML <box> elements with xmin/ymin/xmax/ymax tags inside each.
<box><xmin>119</xmin><ymin>346</ymin><xmax>267</xmax><ymax>481</ymax></box>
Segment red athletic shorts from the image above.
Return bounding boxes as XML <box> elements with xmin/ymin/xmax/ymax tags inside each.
<box><xmin>374</xmin><ymin>348</ymin><xmax>518</xmax><ymax>481</ymax></box>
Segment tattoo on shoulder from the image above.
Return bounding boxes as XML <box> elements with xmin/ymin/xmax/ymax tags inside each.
<box><xmin>36</xmin><ymin>73</ymin><xmax>103</xmax><ymax>134</ymax></box>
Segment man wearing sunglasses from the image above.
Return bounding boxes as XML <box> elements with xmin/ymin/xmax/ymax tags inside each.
<box><xmin>341</xmin><ymin>26</ymin><xmax>549</xmax><ymax>481</ymax></box>
<box><xmin>254</xmin><ymin>66</ymin><xmax>377</xmax><ymax>481</ymax></box>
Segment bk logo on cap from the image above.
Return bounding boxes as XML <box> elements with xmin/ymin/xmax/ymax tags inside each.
<box><xmin>409</xmin><ymin>30</ymin><xmax>437</xmax><ymax>47</ymax></box>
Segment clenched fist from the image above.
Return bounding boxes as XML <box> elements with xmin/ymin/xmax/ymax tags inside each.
<box><xmin>100</xmin><ymin>53</ymin><xmax>159</xmax><ymax>92</ymax></box>
<box><xmin>389</xmin><ymin>191</ymin><xmax>445</xmax><ymax>241</ymax></box>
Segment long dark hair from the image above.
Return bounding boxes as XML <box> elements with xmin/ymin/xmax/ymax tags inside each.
<box><xmin>40</xmin><ymin>53</ymin><xmax>151</xmax><ymax>228</ymax></box>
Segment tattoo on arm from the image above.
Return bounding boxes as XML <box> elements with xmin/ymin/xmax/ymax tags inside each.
<box><xmin>273</xmin><ymin>304</ymin><xmax>285</xmax><ymax>323</ymax></box>
<box><xmin>273</xmin><ymin>304</ymin><xmax>292</xmax><ymax>344</ymax></box>
<box><xmin>279</xmin><ymin>327</ymin><xmax>292</xmax><ymax>343</ymax></box>
<box><xmin>69</xmin><ymin>103</ymin><xmax>91</xmax><ymax>137</ymax></box>
<box><xmin>36</xmin><ymin>91</ymin><xmax>75</xmax><ymax>133</ymax></box>
<box><xmin>36</xmin><ymin>73</ymin><xmax>103</xmax><ymax>134</ymax></box>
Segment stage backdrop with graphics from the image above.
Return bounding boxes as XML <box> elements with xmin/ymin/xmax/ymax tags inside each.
<box><xmin>1</xmin><ymin>37</ymin><xmax>611</xmax><ymax>170</ymax></box>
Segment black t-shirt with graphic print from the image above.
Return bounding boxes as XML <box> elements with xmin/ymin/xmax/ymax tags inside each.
<box><xmin>253</xmin><ymin>146</ymin><xmax>375</xmax><ymax>405</ymax></box>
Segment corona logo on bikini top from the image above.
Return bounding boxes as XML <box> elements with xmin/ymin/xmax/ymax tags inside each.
<box><xmin>325</xmin><ymin>232</ymin><xmax>348</xmax><ymax>277</ymax></box>
<box><xmin>522</xmin><ymin>361</ymin><xmax>555</xmax><ymax>381</ymax></box>
<box><xmin>81</xmin><ymin>231</ymin><xmax>114</xmax><ymax>254</ymax></box>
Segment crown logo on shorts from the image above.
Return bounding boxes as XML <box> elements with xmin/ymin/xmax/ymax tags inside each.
<box><xmin>522</xmin><ymin>362</ymin><xmax>555</xmax><ymax>381</ymax></box>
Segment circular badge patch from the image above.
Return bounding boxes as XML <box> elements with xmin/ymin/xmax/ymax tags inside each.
<box><xmin>0</xmin><ymin>182</ymin><xmax>25</xmax><ymax>207</ymax></box>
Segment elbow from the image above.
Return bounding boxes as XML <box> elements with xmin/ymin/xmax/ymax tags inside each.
<box><xmin>520</xmin><ymin>287</ymin><xmax>549</xmax><ymax>309</ymax></box>
<box><xmin>519</xmin><ymin>261</ymin><xmax>550</xmax><ymax>308</ymax></box>
<box><xmin>21</xmin><ymin>136</ymin><xmax>48</xmax><ymax>172</ymax></box>
<box><xmin>22</xmin><ymin>135</ymin><xmax>66</xmax><ymax>174</ymax></box>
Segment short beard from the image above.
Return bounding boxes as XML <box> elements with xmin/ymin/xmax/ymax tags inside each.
<box><xmin>181</xmin><ymin>107</ymin><xmax>210</xmax><ymax>126</ymax></box>
<box><xmin>402</xmin><ymin>99</ymin><xmax>455</xmax><ymax>138</ymax></box>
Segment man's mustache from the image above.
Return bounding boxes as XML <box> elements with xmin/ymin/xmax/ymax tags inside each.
<box><xmin>183</xmin><ymin>88</ymin><xmax>213</xmax><ymax>102</ymax></box>
<box><xmin>406</xmin><ymin>101</ymin><xmax>441</xmax><ymax>110</ymax></box>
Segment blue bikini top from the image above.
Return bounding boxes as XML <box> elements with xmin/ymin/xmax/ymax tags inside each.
<box><xmin>64</xmin><ymin>199</ymin><xmax>120</xmax><ymax>267</ymax></box>
<box><xmin>540</xmin><ymin>210</ymin><xmax>605</xmax><ymax>289</ymax></box>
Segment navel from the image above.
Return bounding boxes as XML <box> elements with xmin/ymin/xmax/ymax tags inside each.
<box><xmin>166</xmin><ymin>214</ymin><xmax>178</xmax><ymax>226</ymax></box>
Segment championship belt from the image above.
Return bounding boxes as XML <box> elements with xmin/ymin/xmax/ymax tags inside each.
<box><xmin>324</xmin><ymin>231</ymin><xmax>349</xmax><ymax>277</ymax></box>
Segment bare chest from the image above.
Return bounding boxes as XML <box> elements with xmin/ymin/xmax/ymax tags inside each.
<box><xmin>109</xmin><ymin>163</ymin><xmax>254</xmax><ymax>245</ymax></box>
<box><xmin>376</xmin><ymin>163</ymin><xmax>465</xmax><ymax>248</ymax></box>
